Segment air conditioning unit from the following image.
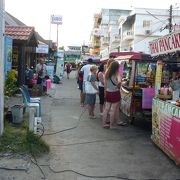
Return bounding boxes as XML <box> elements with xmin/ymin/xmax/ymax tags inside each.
<box><xmin>145</xmin><ymin>30</ymin><xmax>151</xmax><ymax>35</ymax></box>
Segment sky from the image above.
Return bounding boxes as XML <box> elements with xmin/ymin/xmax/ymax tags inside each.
<box><xmin>5</xmin><ymin>0</ymin><xmax>179</xmax><ymax>47</ymax></box>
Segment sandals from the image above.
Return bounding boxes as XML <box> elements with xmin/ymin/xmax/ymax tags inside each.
<box><xmin>117</xmin><ymin>122</ymin><xmax>127</xmax><ymax>126</ymax></box>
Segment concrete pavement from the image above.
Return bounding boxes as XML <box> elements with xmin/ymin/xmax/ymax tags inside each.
<box><xmin>0</xmin><ymin>71</ymin><xmax>180</xmax><ymax>180</ymax></box>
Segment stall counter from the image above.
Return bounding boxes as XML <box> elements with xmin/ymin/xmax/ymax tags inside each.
<box><xmin>152</xmin><ymin>98</ymin><xmax>180</xmax><ymax>165</ymax></box>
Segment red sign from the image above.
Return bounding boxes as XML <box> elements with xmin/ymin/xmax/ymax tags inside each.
<box><xmin>149</xmin><ymin>31</ymin><xmax>180</xmax><ymax>56</ymax></box>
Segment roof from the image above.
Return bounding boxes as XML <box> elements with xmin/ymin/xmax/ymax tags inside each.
<box><xmin>5</xmin><ymin>12</ymin><xmax>26</xmax><ymax>26</ymax></box>
<box><xmin>123</xmin><ymin>14</ymin><xmax>136</xmax><ymax>25</ymax></box>
<box><xmin>5</xmin><ymin>25</ymin><xmax>35</xmax><ymax>41</ymax></box>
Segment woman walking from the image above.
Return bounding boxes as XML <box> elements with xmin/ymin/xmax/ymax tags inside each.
<box><xmin>97</xmin><ymin>63</ymin><xmax>105</xmax><ymax>116</ymax></box>
<box><xmin>103</xmin><ymin>61</ymin><xmax>125</xmax><ymax>129</ymax></box>
<box><xmin>85</xmin><ymin>65</ymin><xmax>99</xmax><ymax>119</ymax></box>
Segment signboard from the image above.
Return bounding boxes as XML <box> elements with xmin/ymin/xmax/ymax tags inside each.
<box><xmin>4</xmin><ymin>36</ymin><xmax>12</xmax><ymax>75</ymax></box>
<box><xmin>36</xmin><ymin>44</ymin><xmax>49</xmax><ymax>54</ymax></box>
<box><xmin>155</xmin><ymin>61</ymin><xmax>163</xmax><ymax>95</ymax></box>
<box><xmin>100</xmin><ymin>48</ymin><xmax>109</xmax><ymax>61</ymax></box>
<box><xmin>51</xmin><ymin>15</ymin><xmax>63</xmax><ymax>25</ymax></box>
<box><xmin>120</xmin><ymin>87</ymin><xmax>132</xmax><ymax>117</ymax></box>
<box><xmin>46</xmin><ymin>66</ymin><xmax>54</xmax><ymax>79</ymax></box>
<box><xmin>82</xmin><ymin>46</ymin><xmax>90</xmax><ymax>54</ymax></box>
<box><xmin>149</xmin><ymin>31</ymin><xmax>180</xmax><ymax>56</ymax></box>
<box><xmin>56</xmin><ymin>58</ymin><xmax>64</xmax><ymax>78</ymax></box>
<box><xmin>152</xmin><ymin>98</ymin><xmax>180</xmax><ymax>164</ymax></box>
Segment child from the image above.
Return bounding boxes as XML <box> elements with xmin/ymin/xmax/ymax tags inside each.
<box><xmin>85</xmin><ymin>65</ymin><xmax>99</xmax><ymax>119</ymax></box>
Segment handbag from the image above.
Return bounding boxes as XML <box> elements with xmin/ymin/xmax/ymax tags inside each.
<box><xmin>85</xmin><ymin>75</ymin><xmax>98</xmax><ymax>94</ymax></box>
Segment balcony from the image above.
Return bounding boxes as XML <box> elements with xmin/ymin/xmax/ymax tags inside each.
<box><xmin>93</xmin><ymin>41</ymin><xmax>101</xmax><ymax>47</ymax></box>
<box><xmin>111</xmin><ymin>34</ymin><xmax>121</xmax><ymax>44</ymax></box>
<box><xmin>101</xmin><ymin>37</ymin><xmax>109</xmax><ymax>46</ymax></box>
<box><xmin>122</xmin><ymin>31</ymin><xmax>134</xmax><ymax>41</ymax></box>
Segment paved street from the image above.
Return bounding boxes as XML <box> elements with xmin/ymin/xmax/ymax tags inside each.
<box><xmin>0</xmin><ymin>72</ymin><xmax>180</xmax><ymax>180</ymax></box>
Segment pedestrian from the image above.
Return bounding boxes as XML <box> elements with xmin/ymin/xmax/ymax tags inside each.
<box><xmin>36</xmin><ymin>58</ymin><xmax>47</xmax><ymax>96</ymax></box>
<box><xmin>65</xmin><ymin>63</ymin><xmax>72</xmax><ymax>79</ymax></box>
<box><xmin>77</xmin><ymin>63</ymin><xmax>85</xmax><ymax>107</ymax></box>
<box><xmin>85</xmin><ymin>65</ymin><xmax>99</xmax><ymax>119</ymax></box>
<box><xmin>97</xmin><ymin>63</ymin><xmax>105</xmax><ymax>116</ymax></box>
<box><xmin>80</xmin><ymin>58</ymin><xmax>93</xmax><ymax>93</ymax></box>
<box><xmin>103</xmin><ymin>61</ymin><xmax>126</xmax><ymax>129</ymax></box>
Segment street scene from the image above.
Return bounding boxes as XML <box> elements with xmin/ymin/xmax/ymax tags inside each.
<box><xmin>0</xmin><ymin>0</ymin><xmax>180</xmax><ymax>180</ymax></box>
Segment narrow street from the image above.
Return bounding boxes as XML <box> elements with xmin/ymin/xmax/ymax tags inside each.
<box><xmin>41</xmin><ymin>71</ymin><xmax>180</xmax><ymax>180</ymax></box>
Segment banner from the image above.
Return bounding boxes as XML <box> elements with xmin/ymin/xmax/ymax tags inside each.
<box><xmin>56</xmin><ymin>58</ymin><xmax>64</xmax><ymax>78</ymax></box>
<box><xmin>149</xmin><ymin>31</ymin><xmax>180</xmax><ymax>56</ymax></box>
<box><xmin>152</xmin><ymin>98</ymin><xmax>180</xmax><ymax>164</ymax></box>
<box><xmin>4</xmin><ymin>36</ymin><xmax>12</xmax><ymax>75</ymax></box>
<box><xmin>155</xmin><ymin>61</ymin><xmax>162</xmax><ymax>95</ymax></box>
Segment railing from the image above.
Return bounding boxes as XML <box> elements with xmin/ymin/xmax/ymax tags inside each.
<box><xmin>123</xmin><ymin>31</ymin><xmax>134</xmax><ymax>40</ymax></box>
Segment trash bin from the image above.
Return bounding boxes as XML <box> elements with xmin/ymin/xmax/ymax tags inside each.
<box><xmin>11</xmin><ymin>105</ymin><xmax>24</xmax><ymax>124</ymax></box>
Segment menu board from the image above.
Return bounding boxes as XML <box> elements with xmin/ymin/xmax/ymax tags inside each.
<box><xmin>152</xmin><ymin>98</ymin><xmax>180</xmax><ymax>164</ymax></box>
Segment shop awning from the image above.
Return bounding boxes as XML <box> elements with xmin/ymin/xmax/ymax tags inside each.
<box><xmin>5</xmin><ymin>25</ymin><xmax>38</xmax><ymax>46</ymax></box>
<box><xmin>115</xmin><ymin>55</ymin><xmax>134</xmax><ymax>60</ymax></box>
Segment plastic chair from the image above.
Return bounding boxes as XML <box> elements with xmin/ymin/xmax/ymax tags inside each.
<box><xmin>19</xmin><ymin>88</ymin><xmax>41</xmax><ymax>117</ymax></box>
<box><xmin>21</xmin><ymin>85</ymin><xmax>41</xmax><ymax>102</ymax></box>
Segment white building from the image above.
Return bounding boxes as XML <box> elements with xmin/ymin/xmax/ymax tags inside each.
<box><xmin>99</xmin><ymin>9</ymin><xmax>130</xmax><ymax>59</ymax></box>
<box><xmin>118</xmin><ymin>8</ymin><xmax>180</xmax><ymax>53</ymax></box>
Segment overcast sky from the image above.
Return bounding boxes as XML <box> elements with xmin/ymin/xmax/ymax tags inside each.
<box><xmin>5</xmin><ymin>0</ymin><xmax>179</xmax><ymax>47</ymax></box>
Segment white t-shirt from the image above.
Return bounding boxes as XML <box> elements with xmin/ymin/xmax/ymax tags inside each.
<box><xmin>81</xmin><ymin>64</ymin><xmax>93</xmax><ymax>81</ymax></box>
<box><xmin>36</xmin><ymin>63</ymin><xmax>47</xmax><ymax>78</ymax></box>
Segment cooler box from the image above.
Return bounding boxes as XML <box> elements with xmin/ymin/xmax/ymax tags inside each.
<box><xmin>46</xmin><ymin>79</ymin><xmax>52</xmax><ymax>89</ymax></box>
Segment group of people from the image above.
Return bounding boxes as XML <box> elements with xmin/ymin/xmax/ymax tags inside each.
<box><xmin>77</xmin><ymin>58</ymin><xmax>126</xmax><ymax>129</ymax></box>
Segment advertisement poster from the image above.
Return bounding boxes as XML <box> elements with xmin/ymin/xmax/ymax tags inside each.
<box><xmin>4</xmin><ymin>36</ymin><xmax>12</xmax><ymax>75</ymax></box>
<box><xmin>120</xmin><ymin>87</ymin><xmax>132</xmax><ymax>117</ymax></box>
<box><xmin>56</xmin><ymin>58</ymin><xmax>64</xmax><ymax>78</ymax></box>
<box><xmin>46</xmin><ymin>66</ymin><xmax>54</xmax><ymax>79</ymax></box>
<box><xmin>155</xmin><ymin>61</ymin><xmax>163</xmax><ymax>95</ymax></box>
<box><xmin>152</xmin><ymin>98</ymin><xmax>180</xmax><ymax>164</ymax></box>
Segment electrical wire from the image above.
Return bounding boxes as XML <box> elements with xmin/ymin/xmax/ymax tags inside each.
<box><xmin>48</xmin><ymin>165</ymin><xmax>135</xmax><ymax>180</ymax></box>
<box><xmin>30</xmin><ymin>154</ymin><xmax>46</xmax><ymax>180</ymax></box>
<box><xmin>49</xmin><ymin>133</ymin><xmax>144</xmax><ymax>147</ymax></box>
<box><xmin>37</xmin><ymin>122</ymin><xmax>45</xmax><ymax>138</ymax></box>
<box><xmin>43</xmin><ymin>107</ymin><xmax>87</xmax><ymax>136</ymax></box>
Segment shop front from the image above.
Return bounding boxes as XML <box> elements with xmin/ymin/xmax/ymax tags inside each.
<box><xmin>5</xmin><ymin>25</ymin><xmax>38</xmax><ymax>85</ymax></box>
<box><xmin>150</xmin><ymin>31</ymin><xmax>180</xmax><ymax>165</ymax></box>
<box><xmin>115</xmin><ymin>52</ymin><xmax>156</xmax><ymax>123</ymax></box>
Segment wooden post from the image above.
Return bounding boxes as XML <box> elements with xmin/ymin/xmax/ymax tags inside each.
<box><xmin>0</xmin><ymin>0</ymin><xmax>5</xmax><ymax>135</ymax></box>
<box><xmin>18</xmin><ymin>44</ymin><xmax>25</xmax><ymax>85</ymax></box>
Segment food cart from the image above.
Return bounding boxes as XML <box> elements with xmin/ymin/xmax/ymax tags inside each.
<box><xmin>149</xmin><ymin>31</ymin><xmax>180</xmax><ymax>165</ymax></box>
<box><xmin>115</xmin><ymin>52</ymin><xmax>156</xmax><ymax>123</ymax></box>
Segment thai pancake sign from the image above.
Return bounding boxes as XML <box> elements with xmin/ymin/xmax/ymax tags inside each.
<box><xmin>149</xmin><ymin>31</ymin><xmax>180</xmax><ymax>56</ymax></box>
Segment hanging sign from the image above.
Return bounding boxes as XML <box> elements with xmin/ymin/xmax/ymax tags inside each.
<box><xmin>149</xmin><ymin>31</ymin><xmax>180</xmax><ymax>56</ymax></box>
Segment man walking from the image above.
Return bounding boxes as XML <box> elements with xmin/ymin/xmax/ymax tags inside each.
<box><xmin>65</xmin><ymin>63</ymin><xmax>72</xmax><ymax>79</ymax></box>
<box><xmin>36</xmin><ymin>58</ymin><xmax>47</xmax><ymax>96</ymax></box>
<box><xmin>80</xmin><ymin>58</ymin><xmax>93</xmax><ymax>95</ymax></box>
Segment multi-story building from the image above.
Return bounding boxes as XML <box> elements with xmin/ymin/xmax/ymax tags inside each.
<box><xmin>118</xmin><ymin>8</ymin><xmax>180</xmax><ymax>53</ymax></box>
<box><xmin>90</xmin><ymin>13</ymin><xmax>102</xmax><ymax>56</ymax></box>
<box><xmin>95</xmin><ymin>7</ymin><xmax>180</xmax><ymax>57</ymax></box>
<box><xmin>99</xmin><ymin>9</ymin><xmax>130</xmax><ymax>59</ymax></box>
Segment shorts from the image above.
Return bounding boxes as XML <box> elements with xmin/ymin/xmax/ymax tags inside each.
<box><xmin>83</xmin><ymin>81</ymin><xmax>86</xmax><ymax>93</ymax></box>
<box><xmin>105</xmin><ymin>91</ymin><xmax>120</xmax><ymax>103</ymax></box>
<box><xmin>99</xmin><ymin>86</ymin><xmax>105</xmax><ymax>105</ymax></box>
<box><xmin>85</xmin><ymin>94</ymin><xmax>96</xmax><ymax>105</ymax></box>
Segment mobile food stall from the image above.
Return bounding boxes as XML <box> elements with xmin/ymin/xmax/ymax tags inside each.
<box><xmin>149</xmin><ymin>31</ymin><xmax>180</xmax><ymax>165</ymax></box>
<box><xmin>115</xmin><ymin>52</ymin><xmax>156</xmax><ymax>123</ymax></box>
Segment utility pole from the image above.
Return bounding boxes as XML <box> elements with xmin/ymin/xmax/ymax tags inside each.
<box><xmin>169</xmin><ymin>5</ymin><xmax>173</xmax><ymax>33</ymax></box>
<box><xmin>57</xmin><ymin>24</ymin><xmax>59</xmax><ymax>48</ymax></box>
<box><xmin>0</xmin><ymin>0</ymin><xmax>5</xmax><ymax>135</ymax></box>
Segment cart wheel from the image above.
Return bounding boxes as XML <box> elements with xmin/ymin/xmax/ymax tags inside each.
<box><xmin>130</xmin><ymin>117</ymin><xmax>135</xmax><ymax>124</ymax></box>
